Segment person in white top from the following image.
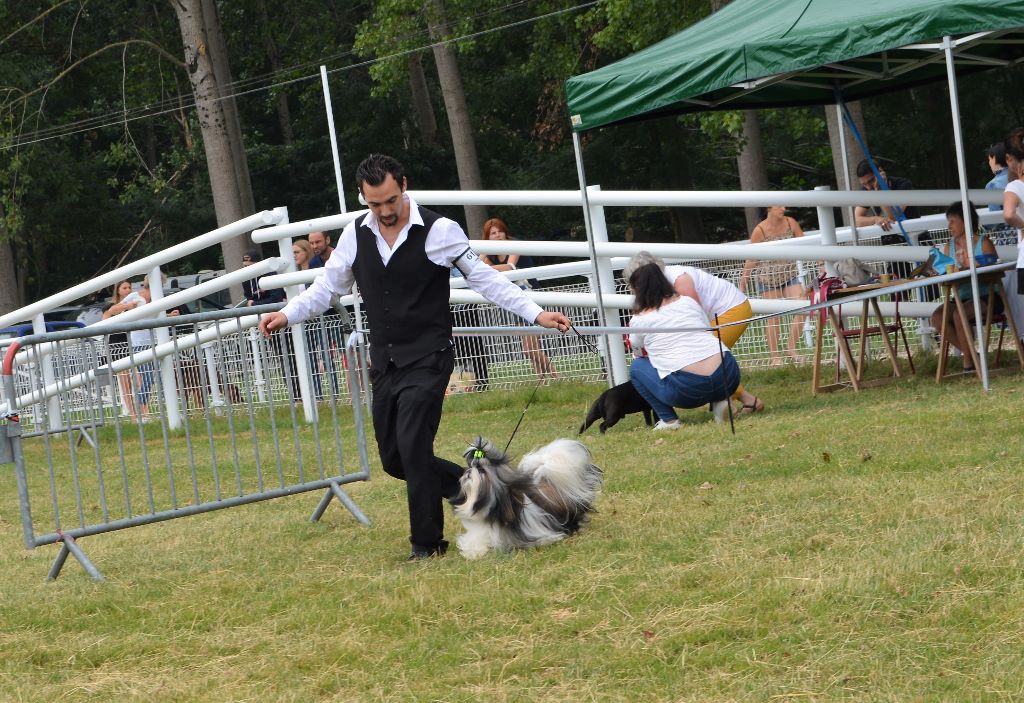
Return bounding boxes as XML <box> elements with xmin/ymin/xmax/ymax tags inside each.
<box><xmin>120</xmin><ymin>275</ymin><xmax>180</xmax><ymax>420</ymax></box>
<box><xmin>624</xmin><ymin>253</ymin><xmax>764</xmax><ymax>414</ymax></box>
<box><xmin>259</xmin><ymin>154</ymin><xmax>570</xmax><ymax>561</ymax></box>
<box><xmin>1001</xmin><ymin>127</ymin><xmax>1024</xmax><ymax>295</ymax></box>
<box><xmin>626</xmin><ymin>254</ymin><xmax>741</xmax><ymax>431</ymax></box>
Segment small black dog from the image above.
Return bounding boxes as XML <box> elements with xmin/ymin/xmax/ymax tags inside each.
<box><xmin>579</xmin><ymin>381</ymin><xmax>653</xmax><ymax>434</ymax></box>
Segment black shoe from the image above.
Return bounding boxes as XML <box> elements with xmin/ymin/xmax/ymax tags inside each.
<box><xmin>407</xmin><ymin>541</ymin><xmax>449</xmax><ymax>562</ymax></box>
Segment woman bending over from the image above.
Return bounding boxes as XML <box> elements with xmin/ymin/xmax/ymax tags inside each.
<box><xmin>627</xmin><ymin>255</ymin><xmax>741</xmax><ymax>431</ymax></box>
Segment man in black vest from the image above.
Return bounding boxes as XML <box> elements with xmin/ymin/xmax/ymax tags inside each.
<box><xmin>259</xmin><ymin>154</ymin><xmax>571</xmax><ymax>561</ymax></box>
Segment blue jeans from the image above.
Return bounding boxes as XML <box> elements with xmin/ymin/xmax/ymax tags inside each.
<box><xmin>629</xmin><ymin>353</ymin><xmax>741</xmax><ymax>422</ymax></box>
<box><xmin>133</xmin><ymin>345</ymin><xmax>156</xmax><ymax>410</ymax></box>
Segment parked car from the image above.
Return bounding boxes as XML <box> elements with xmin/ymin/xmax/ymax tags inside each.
<box><xmin>39</xmin><ymin>304</ymin><xmax>106</xmax><ymax>326</ymax></box>
<box><xmin>0</xmin><ymin>320</ymin><xmax>86</xmax><ymax>343</ymax></box>
<box><xmin>166</xmin><ymin>270</ymin><xmax>231</xmax><ymax>313</ymax></box>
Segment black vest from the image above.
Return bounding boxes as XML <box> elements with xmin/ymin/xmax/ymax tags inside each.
<box><xmin>351</xmin><ymin>207</ymin><xmax>452</xmax><ymax>369</ymax></box>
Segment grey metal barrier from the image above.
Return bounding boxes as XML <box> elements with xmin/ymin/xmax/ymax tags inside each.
<box><xmin>0</xmin><ymin>306</ymin><xmax>372</xmax><ymax>581</ymax></box>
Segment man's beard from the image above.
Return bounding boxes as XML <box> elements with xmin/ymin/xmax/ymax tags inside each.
<box><xmin>380</xmin><ymin>214</ymin><xmax>399</xmax><ymax>227</ymax></box>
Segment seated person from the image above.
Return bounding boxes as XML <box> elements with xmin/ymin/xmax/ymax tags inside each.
<box><xmin>854</xmin><ymin>160</ymin><xmax>919</xmax><ymax>231</ymax></box>
<box><xmin>928</xmin><ymin>200</ymin><xmax>999</xmax><ymax>372</ymax></box>
<box><xmin>242</xmin><ymin>250</ymin><xmax>286</xmax><ymax>306</ymax></box>
<box><xmin>626</xmin><ymin>253</ymin><xmax>741</xmax><ymax>431</ymax></box>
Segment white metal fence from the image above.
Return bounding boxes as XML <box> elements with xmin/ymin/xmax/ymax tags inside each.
<box><xmin>1</xmin><ymin>187</ymin><xmax>1016</xmax><ymax>423</ymax></box>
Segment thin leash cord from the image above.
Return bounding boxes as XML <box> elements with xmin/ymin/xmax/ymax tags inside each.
<box><xmin>570</xmin><ymin>322</ymin><xmax>602</xmax><ymax>356</ymax></box>
<box><xmin>505</xmin><ymin>324</ymin><xmax>582</xmax><ymax>454</ymax></box>
<box><xmin>504</xmin><ymin>378</ymin><xmax>544</xmax><ymax>454</ymax></box>
<box><xmin>714</xmin><ymin>313</ymin><xmax>736</xmax><ymax>435</ymax></box>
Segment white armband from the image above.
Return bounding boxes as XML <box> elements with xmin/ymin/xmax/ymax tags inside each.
<box><xmin>452</xmin><ymin>247</ymin><xmax>480</xmax><ymax>277</ymax></box>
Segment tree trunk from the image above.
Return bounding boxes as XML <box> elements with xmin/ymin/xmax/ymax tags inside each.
<box><xmin>0</xmin><ymin>209</ymin><xmax>22</xmax><ymax>315</ymax></box>
<box><xmin>825</xmin><ymin>100</ymin><xmax>869</xmax><ymax>225</ymax></box>
<box><xmin>255</xmin><ymin>0</ymin><xmax>293</xmax><ymax>145</ymax></box>
<box><xmin>171</xmin><ymin>0</ymin><xmax>249</xmax><ymax>298</ymax></box>
<box><xmin>425</xmin><ymin>0</ymin><xmax>487</xmax><ymax>238</ymax></box>
<box><xmin>201</xmin><ymin>0</ymin><xmax>255</xmax><ymax>217</ymax></box>
<box><xmin>408</xmin><ymin>54</ymin><xmax>437</xmax><ymax>147</ymax></box>
<box><xmin>737</xmin><ymin>110</ymin><xmax>769</xmax><ymax>233</ymax></box>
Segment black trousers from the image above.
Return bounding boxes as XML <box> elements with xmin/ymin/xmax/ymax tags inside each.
<box><xmin>370</xmin><ymin>347</ymin><xmax>464</xmax><ymax>550</ymax></box>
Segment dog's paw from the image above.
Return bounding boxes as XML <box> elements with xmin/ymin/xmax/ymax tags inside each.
<box><xmin>456</xmin><ymin>531</ymin><xmax>492</xmax><ymax>560</ymax></box>
<box><xmin>458</xmin><ymin>545</ymin><xmax>489</xmax><ymax>560</ymax></box>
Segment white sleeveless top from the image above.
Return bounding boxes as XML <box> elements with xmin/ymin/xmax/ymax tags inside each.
<box><xmin>629</xmin><ymin>296</ymin><xmax>726</xmax><ymax>378</ymax></box>
<box><xmin>664</xmin><ymin>265</ymin><xmax>747</xmax><ymax>318</ymax></box>
<box><xmin>1006</xmin><ymin>179</ymin><xmax>1024</xmax><ymax>268</ymax></box>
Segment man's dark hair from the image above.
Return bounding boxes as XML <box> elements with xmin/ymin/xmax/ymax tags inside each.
<box><xmin>855</xmin><ymin>159</ymin><xmax>877</xmax><ymax>178</ymax></box>
<box><xmin>355</xmin><ymin>154</ymin><xmax>405</xmax><ymax>189</ymax></box>
<box><xmin>629</xmin><ymin>263</ymin><xmax>674</xmax><ymax>313</ymax></box>
<box><xmin>987</xmin><ymin>142</ymin><xmax>1007</xmax><ymax>167</ymax></box>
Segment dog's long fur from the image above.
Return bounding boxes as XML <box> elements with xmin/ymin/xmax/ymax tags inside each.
<box><xmin>449</xmin><ymin>437</ymin><xmax>603</xmax><ymax>559</ymax></box>
<box><xmin>579</xmin><ymin>381</ymin><xmax>653</xmax><ymax>434</ymax></box>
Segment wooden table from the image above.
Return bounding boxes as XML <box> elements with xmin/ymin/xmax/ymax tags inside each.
<box><xmin>935</xmin><ymin>270</ymin><xmax>1024</xmax><ymax>382</ymax></box>
<box><xmin>811</xmin><ymin>280</ymin><xmax>915</xmax><ymax>394</ymax></box>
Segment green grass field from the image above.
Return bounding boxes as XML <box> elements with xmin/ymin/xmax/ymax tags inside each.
<box><xmin>1</xmin><ymin>359</ymin><xmax>1022</xmax><ymax>702</ymax></box>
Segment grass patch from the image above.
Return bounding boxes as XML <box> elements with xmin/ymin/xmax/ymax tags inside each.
<box><xmin>1</xmin><ymin>361</ymin><xmax>1023</xmax><ymax>701</ymax></box>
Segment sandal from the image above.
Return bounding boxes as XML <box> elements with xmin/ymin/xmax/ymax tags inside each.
<box><xmin>739</xmin><ymin>397</ymin><xmax>765</xmax><ymax>414</ymax></box>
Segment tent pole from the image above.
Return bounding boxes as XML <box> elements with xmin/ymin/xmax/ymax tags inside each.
<box><xmin>943</xmin><ymin>35</ymin><xmax>989</xmax><ymax>390</ymax></box>
<box><xmin>320</xmin><ymin>65</ymin><xmax>347</xmax><ymax>213</ymax></box>
<box><xmin>572</xmin><ymin>131</ymin><xmax>614</xmax><ymax>388</ymax></box>
<box><xmin>834</xmin><ymin>101</ymin><xmax>858</xmax><ymax>243</ymax></box>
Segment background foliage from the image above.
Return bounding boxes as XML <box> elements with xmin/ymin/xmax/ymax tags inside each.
<box><xmin>2</xmin><ymin>0</ymin><xmax>1022</xmax><ymax>303</ymax></box>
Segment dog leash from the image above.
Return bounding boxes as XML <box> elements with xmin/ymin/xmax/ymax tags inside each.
<box><xmin>504</xmin><ymin>323</ymin><xmax>583</xmax><ymax>454</ymax></box>
<box><xmin>569</xmin><ymin>323</ymin><xmax>602</xmax><ymax>356</ymax></box>
<box><xmin>504</xmin><ymin>379</ymin><xmax>544</xmax><ymax>454</ymax></box>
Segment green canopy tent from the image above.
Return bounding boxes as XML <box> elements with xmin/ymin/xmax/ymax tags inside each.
<box><xmin>564</xmin><ymin>0</ymin><xmax>1024</xmax><ymax>390</ymax></box>
<box><xmin>565</xmin><ymin>0</ymin><xmax>1024</xmax><ymax>128</ymax></box>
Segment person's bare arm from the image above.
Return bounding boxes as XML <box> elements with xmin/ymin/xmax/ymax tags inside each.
<box><xmin>981</xmin><ymin>236</ymin><xmax>998</xmax><ymax>257</ymax></box>
<box><xmin>1003</xmin><ymin>189</ymin><xmax>1024</xmax><ymax>229</ymax></box>
<box><xmin>483</xmin><ymin>253</ymin><xmax>520</xmax><ymax>272</ymax></box>
<box><xmin>673</xmin><ymin>272</ymin><xmax>703</xmax><ymax>307</ymax></box>
<box><xmin>855</xmin><ymin>206</ymin><xmax>892</xmax><ymax>230</ymax></box>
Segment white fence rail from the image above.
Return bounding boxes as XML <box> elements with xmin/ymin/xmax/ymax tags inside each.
<box><xmin>2</xmin><ymin>186</ymin><xmax>1018</xmax><ymax>423</ymax></box>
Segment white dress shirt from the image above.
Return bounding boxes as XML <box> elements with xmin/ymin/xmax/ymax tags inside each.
<box><xmin>280</xmin><ymin>195</ymin><xmax>544</xmax><ymax>325</ymax></box>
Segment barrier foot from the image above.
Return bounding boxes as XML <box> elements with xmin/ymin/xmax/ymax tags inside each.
<box><xmin>76</xmin><ymin>428</ymin><xmax>97</xmax><ymax>450</ymax></box>
<box><xmin>47</xmin><ymin>535</ymin><xmax>104</xmax><ymax>582</ymax></box>
<box><xmin>309</xmin><ymin>481</ymin><xmax>371</xmax><ymax>526</ymax></box>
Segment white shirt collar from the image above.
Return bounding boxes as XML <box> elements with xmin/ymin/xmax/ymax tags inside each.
<box><xmin>363</xmin><ymin>193</ymin><xmax>422</xmax><ymax>234</ymax></box>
